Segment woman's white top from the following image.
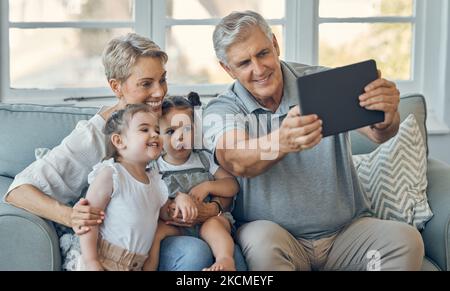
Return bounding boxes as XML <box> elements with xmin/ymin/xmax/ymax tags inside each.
<box><xmin>88</xmin><ymin>159</ymin><xmax>168</xmax><ymax>255</ymax></box>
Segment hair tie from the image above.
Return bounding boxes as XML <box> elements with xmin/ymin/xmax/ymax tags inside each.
<box><xmin>111</xmin><ymin>111</ymin><xmax>120</xmax><ymax>119</ymax></box>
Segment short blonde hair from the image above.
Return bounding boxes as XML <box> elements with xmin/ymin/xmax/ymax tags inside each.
<box><xmin>102</xmin><ymin>33</ymin><xmax>168</xmax><ymax>83</ymax></box>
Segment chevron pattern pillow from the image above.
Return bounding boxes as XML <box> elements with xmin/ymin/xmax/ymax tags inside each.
<box><xmin>353</xmin><ymin>114</ymin><xmax>433</xmax><ymax>230</ymax></box>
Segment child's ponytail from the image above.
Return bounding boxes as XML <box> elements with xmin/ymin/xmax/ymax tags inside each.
<box><xmin>162</xmin><ymin>92</ymin><xmax>202</xmax><ymax>118</ymax></box>
<box><xmin>187</xmin><ymin>92</ymin><xmax>202</xmax><ymax>107</ymax></box>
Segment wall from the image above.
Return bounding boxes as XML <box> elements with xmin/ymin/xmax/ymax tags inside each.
<box><xmin>0</xmin><ymin>7</ymin><xmax>3</xmax><ymax>101</ymax></box>
<box><xmin>429</xmin><ymin>136</ymin><xmax>450</xmax><ymax>164</ymax></box>
<box><xmin>424</xmin><ymin>1</ymin><xmax>450</xmax><ymax>165</ymax></box>
<box><xmin>444</xmin><ymin>2</ymin><xmax>450</xmax><ymax>128</ymax></box>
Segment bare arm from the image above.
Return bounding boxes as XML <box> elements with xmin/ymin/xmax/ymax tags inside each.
<box><xmin>165</xmin><ymin>200</ymin><xmax>221</xmax><ymax>227</ymax></box>
<box><xmin>171</xmin><ymin>192</ymin><xmax>198</xmax><ymax>223</ymax></box>
<box><xmin>144</xmin><ymin>220</ymin><xmax>181</xmax><ymax>271</ymax></box>
<box><xmin>159</xmin><ymin>200</ymin><xmax>172</xmax><ymax>222</ymax></box>
<box><xmin>188</xmin><ymin>167</ymin><xmax>239</xmax><ymax>213</ymax></box>
<box><xmin>211</xmin><ymin>167</ymin><xmax>240</xmax><ymax>211</ymax></box>
<box><xmin>210</xmin><ymin>167</ymin><xmax>240</xmax><ymax>198</ymax></box>
<box><xmin>79</xmin><ymin>167</ymin><xmax>113</xmax><ymax>271</ymax></box>
<box><xmin>357</xmin><ymin>111</ymin><xmax>400</xmax><ymax>144</ymax></box>
<box><xmin>216</xmin><ymin>107</ymin><xmax>323</xmax><ymax>178</ymax></box>
<box><xmin>215</xmin><ymin>130</ymin><xmax>283</xmax><ymax>178</ymax></box>
<box><xmin>6</xmin><ymin>185</ymin><xmax>74</xmax><ymax>227</ymax></box>
<box><xmin>6</xmin><ymin>185</ymin><xmax>104</xmax><ymax>234</ymax></box>
<box><xmin>189</xmin><ymin>167</ymin><xmax>239</xmax><ymax>201</ymax></box>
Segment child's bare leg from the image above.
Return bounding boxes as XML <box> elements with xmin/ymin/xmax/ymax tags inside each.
<box><xmin>143</xmin><ymin>220</ymin><xmax>181</xmax><ymax>271</ymax></box>
<box><xmin>199</xmin><ymin>216</ymin><xmax>236</xmax><ymax>271</ymax></box>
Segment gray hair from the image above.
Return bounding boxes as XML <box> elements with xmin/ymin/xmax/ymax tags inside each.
<box><xmin>102</xmin><ymin>33</ymin><xmax>168</xmax><ymax>83</ymax></box>
<box><xmin>213</xmin><ymin>10</ymin><xmax>273</xmax><ymax>65</ymax></box>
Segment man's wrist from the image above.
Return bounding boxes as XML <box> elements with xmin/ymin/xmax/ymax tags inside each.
<box><xmin>265</xmin><ymin>130</ymin><xmax>288</xmax><ymax>159</ymax></box>
<box><xmin>372</xmin><ymin>113</ymin><xmax>400</xmax><ymax>134</ymax></box>
<box><xmin>371</xmin><ymin>122</ymin><xmax>392</xmax><ymax>132</ymax></box>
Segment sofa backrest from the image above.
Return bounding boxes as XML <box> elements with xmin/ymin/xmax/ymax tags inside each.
<box><xmin>0</xmin><ymin>94</ymin><xmax>429</xmax><ymax>178</ymax></box>
<box><xmin>0</xmin><ymin>104</ymin><xmax>97</xmax><ymax>178</ymax></box>
<box><xmin>350</xmin><ymin>93</ymin><xmax>428</xmax><ymax>155</ymax></box>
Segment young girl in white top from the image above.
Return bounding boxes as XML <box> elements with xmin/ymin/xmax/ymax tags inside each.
<box><xmin>147</xmin><ymin>93</ymin><xmax>240</xmax><ymax>271</ymax></box>
<box><xmin>79</xmin><ymin>104</ymin><xmax>168</xmax><ymax>271</ymax></box>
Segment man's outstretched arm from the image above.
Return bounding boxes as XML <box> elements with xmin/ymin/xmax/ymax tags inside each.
<box><xmin>215</xmin><ymin>107</ymin><xmax>323</xmax><ymax>178</ymax></box>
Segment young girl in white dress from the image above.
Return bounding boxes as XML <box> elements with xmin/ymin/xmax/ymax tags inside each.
<box><xmin>78</xmin><ymin>104</ymin><xmax>168</xmax><ymax>271</ymax></box>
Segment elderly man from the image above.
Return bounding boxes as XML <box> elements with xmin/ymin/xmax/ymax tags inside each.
<box><xmin>203</xmin><ymin>10</ymin><xmax>424</xmax><ymax>271</ymax></box>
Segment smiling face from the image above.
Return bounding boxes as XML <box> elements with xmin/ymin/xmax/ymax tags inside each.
<box><xmin>117</xmin><ymin>111</ymin><xmax>162</xmax><ymax>164</ymax></box>
<box><xmin>221</xmin><ymin>26</ymin><xmax>284</xmax><ymax>110</ymax></box>
<box><xmin>112</xmin><ymin>56</ymin><xmax>168</xmax><ymax>114</ymax></box>
<box><xmin>160</xmin><ymin>108</ymin><xmax>194</xmax><ymax>165</ymax></box>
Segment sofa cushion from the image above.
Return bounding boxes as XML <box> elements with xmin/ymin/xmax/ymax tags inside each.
<box><xmin>350</xmin><ymin>94</ymin><xmax>428</xmax><ymax>156</ymax></box>
<box><xmin>422</xmin><ymin>257</ymin><xmax>440</xmax><ymax>271</ymax></box>
<box><xmin>0</xmin><ymin>104</ymin><xmax>97</xmax><ymax>178</ymax></box>
<box><xmin>0</xmin><ymin>203</ymin><xmax>62</xmax><ymax>270</ymax></box>
<box><xmin>0</xmin><ymin>176</ymin><xmax>13</xmax><ymax>201</ymax></box>
<box><xmin>353</xmin><ymin>115</ymin><xmax>433</xmax><ymax>230</ymax></box>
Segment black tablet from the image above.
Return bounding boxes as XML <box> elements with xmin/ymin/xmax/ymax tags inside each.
<box><xmin>296</xmin><ymin>59</ymin><xmax>385</xmax><ymax>137</ymax></box>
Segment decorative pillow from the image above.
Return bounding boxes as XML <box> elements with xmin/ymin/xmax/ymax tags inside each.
<box><xmin>353</xmin><ymin>114</ymin><xmax>433</xmax><ymax>230</ymax></box>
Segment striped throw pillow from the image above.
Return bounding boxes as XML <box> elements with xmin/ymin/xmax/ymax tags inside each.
<box><xmin>353</xmin><ymin>114</ymin><xmax>433</xmax><ymax>230</ymax></box>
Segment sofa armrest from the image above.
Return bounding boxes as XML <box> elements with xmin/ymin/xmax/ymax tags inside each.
<box><xmin>0</xmin><ymin>203</ymin><xmax>61</xmax><ymax>271</ymax></box>
<box><xmin>421</xmin><ymin>158</ymin><xmax>450</xmax><ymax>271</ymax></box>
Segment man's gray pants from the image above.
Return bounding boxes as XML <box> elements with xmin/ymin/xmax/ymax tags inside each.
<box><xmin>236</xmin><ymin>217</ymin><xmax>424</xmax><ymax>271</ymax></box>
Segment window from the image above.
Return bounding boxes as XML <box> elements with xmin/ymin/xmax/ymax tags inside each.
<box><xmin>0</xmin><ymin>0</ymin><xmax>289</xmax><ymax>101</ymax></box>
<box><xmin>0</xmin><ymin>0</ymin><xmax>443</xmax><ymax>111</ymax></box>
<box><xmin>318</xmin><ymin>0</ymin><xmax>415</xmax><ymax>81</ymax></box>
<box><xmin>154</xmin><ymin>0</ymin><xmax>287</xmax><ymax>95</ymax></box>
<box><xmin>3</xmin><ymin>0</ymin><xmax>136</xmax><ymax>101</ymax></box>
<box><xmin>294</xmin><ymin>0</ymin><xmax>426</xmax><ymax>94</ymax></box>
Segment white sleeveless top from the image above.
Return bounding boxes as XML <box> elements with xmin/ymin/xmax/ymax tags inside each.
<box><xmin>88</xmin><ymin>159</ymin><xmax>168</xmax><ymax>255</ymax></box>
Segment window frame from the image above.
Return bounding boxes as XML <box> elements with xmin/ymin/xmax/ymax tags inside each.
<box><xmin>1</xmin><ymin>0</ymin><xmax>145</xmax><ymax>103</ymax></box>
<box><xmin>0</xmin><ymin>0</ymin><xmax>293</xmax><ymax>102</ymax></box>
<box><xmin>307</xmin><ymin>0</ymin><xmax>423</xmax><ymax>94</ymax></box>
<box><xmin>151</xmin><ymin>0</ymin><xmax>292</xmax><ymax>96</ymax></box>
<box><xmin>300</xmin><ymin>0</ymin><xmax>448</xmax><ymax>133</ymax></box>
<box><xmin>0</xmin><ymin>0</ymin><xmax>446</xmax><ymax>130</ymax></box>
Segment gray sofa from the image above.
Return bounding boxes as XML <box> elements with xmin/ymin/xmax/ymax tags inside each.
<box><xmin>0</xmin><ymin>94</ymin><xmax>448</xmax><ymax>271</ymax></box>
